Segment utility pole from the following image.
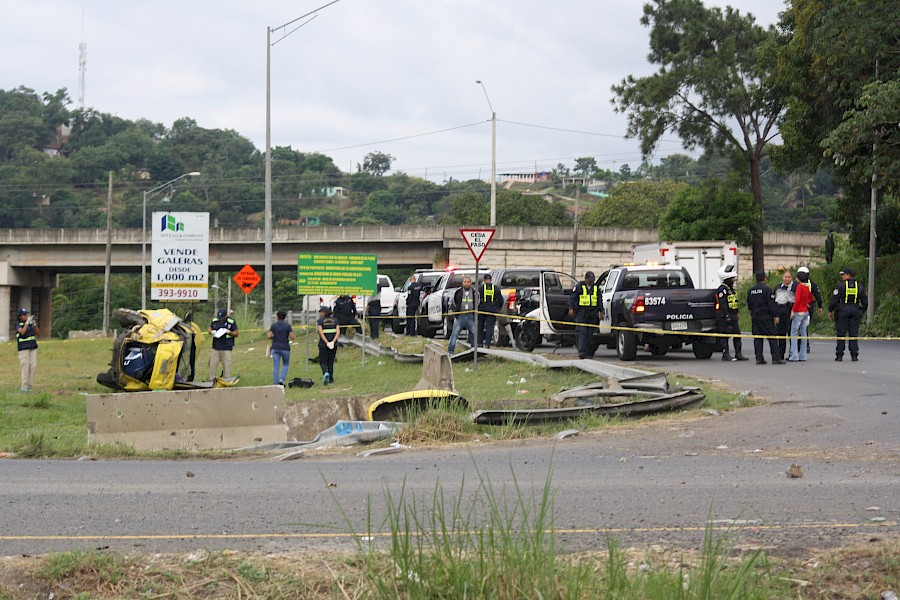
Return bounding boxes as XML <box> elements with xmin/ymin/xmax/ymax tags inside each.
<box><xmin>571</xmin><ymin>186</ymin><xmax>580</xmax><ymax>275</ymax></box>
<box><xmin>866</xmin><ymin>58</ymin><xmax>880</xmax><ymax>325</ymax></box>
<box><xmin>102</xmin><ymin>171</ymin><xmax>112</xmax><ymax>334</ymax></box>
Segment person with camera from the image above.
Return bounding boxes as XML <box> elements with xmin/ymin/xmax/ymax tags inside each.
<box><xmin>15</xmin><ymin>308</ymin><xmax>39</xmax><ymax>392</ymax></box>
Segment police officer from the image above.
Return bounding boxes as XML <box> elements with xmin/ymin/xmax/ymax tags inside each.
<box><xmin>715</xmin><ymin>265</ymin><xmax>748</xmax><ymax>361</ymax></box>
<box><xmin>746</xmin><ymin>271</ymin><xmax>785</xmax><ymax>365</ymax></box>
<box><xmin>405</xmin><ymin>277</ymin><xmax>424</xmax><ymax>336</ymax></box>
<box><xmin>333</xmin><ymin>295</ymin><xmax>360</xmax><ymax>335</ymax></box>
<box><xmin>793</xmin><ymin>266</ymin><xmax>823</xmax><ymax>354</ymax></box>
<box><xmin>567</xmin><ymin>271</ymin><xmax>604</xmax><ymax>360</ymax></box>
<box><xmin>772</xmin><ymin>269</ymin><xmax>795</xmax><ymax>361</ymax></box>
<box><xmin>828</xmin><ymin>267</ymin><xmax>867</xmax><ymax>361</ymax></box>
<box><xmin>208</xmin><ymin>307</ymin><xmax>239</xmax><ymax>380</ymax></box>
<box><xmin>15</xmin><ymin>308</ymin><xmax>39</xmax><ymax>392</ymax></box>
<box><xmin>477</xmin><ymin>273</ymin><xmax>504</xmax><ymax>348</ymax></box>
<box><xmin>317</xmin><ymin>306</ymin><xmax>340</xmax><ymax>384</ymax></box>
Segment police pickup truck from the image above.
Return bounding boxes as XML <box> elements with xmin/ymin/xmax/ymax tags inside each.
<box><xmin>515</xmin><ymin>265</ymin><xmax>719</xmax><ymax>360</ymax></box>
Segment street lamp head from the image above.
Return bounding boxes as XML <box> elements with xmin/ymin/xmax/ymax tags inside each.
<box><xmin>188</xmin><ymin>172</ymin><xmax>201</xmax><ymax>177</ymax></box>
<box><xmin>475</xmin><ymin>80</ymin><xmax>481</xmax><ymax>84</ymax></box>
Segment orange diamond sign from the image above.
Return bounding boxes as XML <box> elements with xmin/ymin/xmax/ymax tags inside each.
<box><xmin>233</xmin><ymin>264</ymin><xmax>261</xmax><ymax>295</ymax></box>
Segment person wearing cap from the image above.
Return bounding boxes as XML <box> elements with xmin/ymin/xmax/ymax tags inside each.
<box><xmin>791</xmin><ymin>266</ymin><xmax>823</xmax><ymax>354</ymax></box>
<box><xmin>567</xmin><ymin>271</ymin><xmax>604</xmax><ymax>360</ymax></box>
<box><xmin>788</xmin><ymin>269</ymin><xmax>814</xmax><ymax>362</ymax></box>
<box><xmin>316</xmin><ymin>306</ymin><xmax>340</xmax><ymax>385</ymax></box>
<box><xmin>828</xmin><ymin>267</ymin><xmax>868</xmax><ymax>361</ymax></box>
<box><xmin>15</xmin><ymin>308</ymin><xmax>39</xmax><ymax>392</ymax></box>
<box><xmin>746</xmin><ymin>271</ymin><xmax>785</xmax><ymax>365</ymax></box>
<box><xmin>208</xmin><ymin>307</ymin><xmax>239</xmax><ymax>380</ymax></box>
<box><xmin>267</xmin><ymin>310</ymin><xmax>295</xmax><ymax>385</ymax></box>
<box><xmin>477</xmin><ymin>273</ymin><xmax>504</xmax><ymax>349</ymax></box>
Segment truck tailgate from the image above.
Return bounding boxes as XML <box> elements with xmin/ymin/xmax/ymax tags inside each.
<box><xmin>641</xmin><ymin>289</ymin><xmax>717</xmax><ymax>331</ymax></box>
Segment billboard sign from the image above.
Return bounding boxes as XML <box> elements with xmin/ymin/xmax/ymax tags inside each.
<box><xmin>151</xmin><ymin>212</ymin><xmax>209</xmax><ymax>302</ymax></box>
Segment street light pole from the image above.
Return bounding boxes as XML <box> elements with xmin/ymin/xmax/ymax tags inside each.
<box><xmin>476</xmin><ymin>80</ymin><xmax>497</xmax><ymax>227</ymax></box>
<box><xmin>265</xmin><ymin>0</ymin><xmax>342</xmax><ymax>329</ymax></box>
<box><xmin>141</xmin><ymin>171</ymin><xmax>201</xmax><ymax>309</ymax></box>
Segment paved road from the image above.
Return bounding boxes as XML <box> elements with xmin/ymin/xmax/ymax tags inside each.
<box><xmin>2</xmin><ymin>339</ymin><xmax>897</xmax><ymax>556</ymax></box>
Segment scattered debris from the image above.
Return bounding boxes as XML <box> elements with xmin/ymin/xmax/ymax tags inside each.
<box><xmin>787</xmin><ymin>464</ymin><xmax>804</xmax><ymax>478</ymax></box>
<box><xmin>186</xmin><ymin>471</ymin><xmax>195</xmax><ymax>478</ymax></box>
<box><xmin>716</xmin><ymin>445</ymin><xmax>729</xmax><ymax>450</ymax></box>
<box><xmin>701</xmin><ymin>408</ymin><xmax>721</xmax><ymax>417</ymax></box>
<box><xmin>554</xmin><ymin>429</ymin><xmax>580</xmax><ymax>440</ymax></box>
<box><xmin>867</xmin><ymin>506</ymin><xmax>881</xmax><ymax>511</ymax></box>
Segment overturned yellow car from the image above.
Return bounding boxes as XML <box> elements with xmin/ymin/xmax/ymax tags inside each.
<box><xmin>97</xmin><ymin>308</ymin><xmax>238</xmax><ymax>391</ymax></box>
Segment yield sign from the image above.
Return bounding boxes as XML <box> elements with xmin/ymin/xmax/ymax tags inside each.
<box><xmin>233</xmin><ymin>264</ymin><xmax>261</xmax><ymax>295</ymax></box>
<box><xmin>459</xmin><ymin>228</ymin><xmax>496</xmax><ymax>262</ymax></box>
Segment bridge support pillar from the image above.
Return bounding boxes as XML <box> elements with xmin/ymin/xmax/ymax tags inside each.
<box><xmin>0</xmin><ymin>285</ymin><xmax>9</xmax><ymax>343</ymax></box>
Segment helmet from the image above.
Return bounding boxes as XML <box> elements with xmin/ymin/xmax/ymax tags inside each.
<box><xmin>584</xmin><ymin>271</ymin><xmax>596</xmax><ymax>281</ymax></box>
<box><xmin>717</xmin><ymin>264</ymin><xmax>737</xmax><ymax>282</ymax></box>
<box><xmin>797</xmin><ymin>266</ymin><xmax>809</xmax><ymax>275</ymax></box>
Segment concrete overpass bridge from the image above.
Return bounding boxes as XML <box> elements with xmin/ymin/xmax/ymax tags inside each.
<box><xmin>1</xmin><ymin>226</ymin><xmax>824</xmax><ymax>340</ymax></box>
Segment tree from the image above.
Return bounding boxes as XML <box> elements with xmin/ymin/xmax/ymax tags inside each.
<box><xmin>776</xmin><ymin>0</ymin><xmax>899</xmax><ymax>252</ymax></box>
<box><xmin>574</xmin><ymin>157</ymin><xmax>597</xmax><ymax>177</ymax></box>
<box><xmin>659</xmin><ymin>177</ymin><xmax>756</xmax><ymax>245</ymax></box>
<box><xmin>612</xmin><ymin>0</ymin><xmax>786</xmax><ymax>272</ymax></box>
<box><xmin>359</xmin><ymin>151</ymin><xmax>394</xmax><ymax>176</ymax></box>
<box><xmin>823</xmin><ymin>79</ymin><xmax>899</xmax><ymax>200</ymax></box>
<box><xmin>579</xmin><ymin>179</ymin><xmax>688</xmax><ymax>228</ymax></box>
<box><xmin>445</xmin><ymin>190</ymin><xmax>571</xmax><ymax>226</ymax></box>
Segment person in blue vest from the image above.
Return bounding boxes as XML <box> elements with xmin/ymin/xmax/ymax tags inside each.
<box><xmin>828</xmin><ymin>267</ymin><xmax>868</xmax><ymax>362</ymax></box>
<box><xmin>15</xmin><ymin>308</ymin><xmax>39</xmax><ymax>392</ymax></box>
<box><xmin>267</xmin><ymin>310</ymin><xmax>295</xmax><ymax>385</ymax></box>
<box><xmin>208</xmin><ymin>307</ymin><xmax>239</xmax><ymax>380</ymax></box>
<box><xmin>317</xmin><ymin>306</ymin><xmax>340</xmax><ymax>385</ymax></box>
<box><xmin>567</xmin><ymin>271</ymin><xmax>604</xmax><ymax>359</ymax></box>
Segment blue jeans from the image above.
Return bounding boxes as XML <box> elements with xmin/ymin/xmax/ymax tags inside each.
<box><xmin>788</xmin><ymin>312</ymin><xmax>809</xmax><ymax>361</ymax></box>
<box><xmin>272</xmin><ymin>349</ymin><xmax>290</xmax><ymax>384</ymax></box>
<box><xmin>448</xmin><ymin>314</ymin><xmax>476</xmax><ymax>354</ymax></box>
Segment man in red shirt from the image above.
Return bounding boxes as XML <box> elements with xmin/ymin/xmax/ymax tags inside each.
<box><xmin>788</xmin><ymin>278</ymin><xmax>813</xmax><ymax>362</ymax></box>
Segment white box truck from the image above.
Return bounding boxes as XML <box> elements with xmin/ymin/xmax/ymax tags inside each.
<box><xmin>631</xmin><ymin>241</ymin><xmax>739</xmax><ymax>290</ymax></box>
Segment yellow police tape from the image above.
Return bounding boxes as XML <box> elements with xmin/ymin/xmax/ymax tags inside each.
<box><xmin>368</xmin><ymin>308</ymin><xmax>899</xmax><ymax>342</ymax></box>
<box><xmin>29</xmin><ymin>309</ymin><xmax>897</xmax><ymax>344</ymax></box>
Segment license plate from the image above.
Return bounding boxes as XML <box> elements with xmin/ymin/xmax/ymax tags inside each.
<box><xmin>670</xmin><ymin>321</ymin><xmax>688</xmax><ymax>331</ymax></box>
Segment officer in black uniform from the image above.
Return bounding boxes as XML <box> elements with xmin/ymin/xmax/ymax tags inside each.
<box><xmin>333</xmin><ymin>295</ymin><xmax>360</xmax><ymax>335</ymax></box>
<box><xmin>827</xmin><ymin>267</ymin><xmax>868</xmax><ymax>361</ymax></box>
<box><xmin>477</xmin><ymin>273</ymin><xmax>504</xmax><ymax>348</ymax></box>
<box><xmin>715</xmin><ymin>264</ymin><xmax>749</xmax><ymax>361</ymax></box>
<box><xmin>405</xmin><ymin>277</ymin><xmax>424</xmax><ymax>336</ymax></box>
<box><xmin>746</xmin><ymin>271</ymin><xmax>785</xmax><ymax>365</ymax></box>
<box><xmin>567</xmin><ymin>271</ymin><xmax>604</xmax><ymax>359</ymax></box>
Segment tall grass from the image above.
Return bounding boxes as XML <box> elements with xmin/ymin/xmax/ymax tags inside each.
<box><xmin>348</xmin><ymin>459</ymin><xmax>776</xmax><ymax>599</ymax></box>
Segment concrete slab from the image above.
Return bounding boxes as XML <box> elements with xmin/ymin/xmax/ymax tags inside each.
<box><xmin>86</xmin><ymin>386</ymin><xmax>287</xmax><ymax>451</ymax></box>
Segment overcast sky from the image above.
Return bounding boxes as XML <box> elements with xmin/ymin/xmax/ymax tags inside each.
<box><xmin>3</xmin><ymin>0</ymin><xmax>786</xmax><ymax>182</ymax></box>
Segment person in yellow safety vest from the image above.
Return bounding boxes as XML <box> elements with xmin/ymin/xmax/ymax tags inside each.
<box><xmin>15</xmin><ymin>307</ymin><xmax>39</xmax><ymax>392</ymax></box>
<box><xmin>827</xmin><ymin>267</ymin><xmax>868</xmax><ymax>362</ymax></box>
<box><xmin>567</xmin><ymin>271</ymin><xmax>604</xmax><ymax>359</ymax></box>
<box><xmin>715</xmin><ymin>265</ymin><xmax>749</xmax><ymax>361</ymax></box>
<box><xmin>477</xmin><ymin>273</ymin><xmax>504</xmax><ymax>348</ymax></box>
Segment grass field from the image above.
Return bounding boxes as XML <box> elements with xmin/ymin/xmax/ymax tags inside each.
<box><xmin>0</xmin><ymin>325</ymin><xmax>749</xmax><ymax>458</ymax></box>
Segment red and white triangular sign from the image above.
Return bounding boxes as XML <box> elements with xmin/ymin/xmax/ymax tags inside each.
<box><xmin>459</xmin><ymin>228</ymin><xmax>496</xmax><ymax>262</ymax></box>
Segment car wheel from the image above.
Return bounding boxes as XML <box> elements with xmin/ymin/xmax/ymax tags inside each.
<box><xmin>515</xmin><ymin>322</ymin><xmax>540</xmax><ymax>352</ymax></box>
<box><xmin>692</xmin><ymin>341</ymin><xmax>714</xmax><ymax>359</ymax></box>
<box><xmin>616</xmin><ymin>326</ymin><xmax>637</xmax><ymax>361</ymax></box>
<box><xmin>494</xmin><ymin>321</ymin><xmax>510</xmax><ymax>347</ymax></box>
<box><xmin>390</xmin><ymin>308</ymin><xmax>403</xmax><ymax>334</ymax></box>
<box><xmin>442</xmin><ymin>316</ymin><xmax>454</xmax><ymax>339</ymax></box>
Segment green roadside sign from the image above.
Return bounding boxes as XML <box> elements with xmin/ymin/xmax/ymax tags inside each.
<box><xmin>297</xmin><ymin>253</ymin><xmax>378</xmax><ymax>295</ymax></box>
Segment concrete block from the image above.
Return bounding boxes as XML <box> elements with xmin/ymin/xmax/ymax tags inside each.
<box><xmin>415</xmin><ymin>343</ymin><xmax>455</xmax><ymax>391</ymax></box>
<box><xmin>86</xmin><ymin>386</ymin><xmax>287</xmax><ymax>451</ymax></box>
<box><xmin>283</xmin><ymin>395</ymin><xmax>379</xmax><ymax>442</ymax></box>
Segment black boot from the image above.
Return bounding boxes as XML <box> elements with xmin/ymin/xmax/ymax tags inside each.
<box><xmin>722</xmin><ymin>351</ymin><xmax>732</xmax><ymax>361</ymax></box>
